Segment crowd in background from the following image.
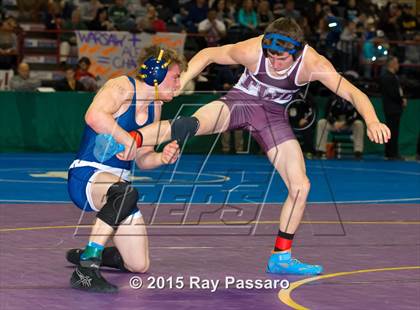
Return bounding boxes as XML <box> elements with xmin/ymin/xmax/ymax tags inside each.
<box><xmin>0</xmin><ymin>0</ymin><xmax>419</xmax><ymax>159</ymax></box>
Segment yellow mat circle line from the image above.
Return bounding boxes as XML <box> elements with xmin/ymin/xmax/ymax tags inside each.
<box><xmin>278</xmin><ymin>266</ymin><xmax>420</xmax><ymax>309</ymax></box>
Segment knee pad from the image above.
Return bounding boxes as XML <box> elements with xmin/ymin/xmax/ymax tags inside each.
<box><xmin>170</xmin><ymin>116</ymin><xmax>200</xmax><ymax>144</ymax></box>
<box><xmin>96</xmin><ymin>182</ymin><xmax>139</xmax><ymax>229</ymax></box>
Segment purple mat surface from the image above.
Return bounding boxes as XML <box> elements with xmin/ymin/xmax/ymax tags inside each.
<box><xmin>0</xmin><ymin>203</ymin><xmax>419</xmax><ymax>309</ymax></box>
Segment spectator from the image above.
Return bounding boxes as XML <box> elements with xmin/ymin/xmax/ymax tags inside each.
<box><xmin>184</xmin><ymin>0</ymin><xmax>209</xmax><ymax>32</ymax></box>
<box><xmin>80</xmin><ymin>0</ymin><xmax>104</xmax><ymax>23</ymax></box>
<box><xmin>9</xmin><ymin>62</ymin><xmax>41</xmax><ymax>91</ymax></box>
<box><xmin>257</xmin><ymin>0</ymin><xmax>274</xmax><ymax>31</ymax></box>
<box><xmin>138</xmin><ymin>5</ymin><xmax>167</xmax><ymax>33</ymax></box>
<box><xmin>75</xmin><ymin>57</ymin><xmax>98</xmax><ymax>92</ymax></box>
<box><xmin>343</xmin><ymin>0</ymin><xmax>359</xmax><ymax>22</ymax></box>
<box><xmin>306</xmin><ymin>2</ymin><xmax>323</xmax><ymax>31</ymax></box>
<box><xmin>337</xmin><ymin>20</ymin><xmax>357</xmax><ymax>71</ymax></box>
<box><xmin>0</xmin><ymin>17</ymin><xmax>18</xmax><ymax>70</ymax></box>
<box><xmin>213</xmin><ymin>0</ymin><xmax>235</xmax><ymax>28</ymax></box>
<box><xmin>198</xmin><ymin>9</ymin><xmax>226</xmax><ymax>46</ymax></box>
<box><xmin>361</xmin><ymin>28</ymin><xmax>388</xmax><ymax>78</ymax></box>
<box><xmin>379</xmin><ymin>56</ymin><xmax>406</xmax><ymax>160</ymax></box>
<box><xmin>365</xmin><ymin>2</ymin><xmax>380</xmax><ymax>26</ymax></box>
<box><xmin>398</xmin><ymin>4</ymin><xmax>417</xmax><ymax>39</ymax></box>
<box><xmin>55</xmin><ymin>66</ymin><xmax>86</xmax><ymax>91</ymax></box>
<box><xmin>378</xmin><ymin>2</ymin><xmax>402</xmax><ymax>41</ymax></box>
<box><xmin>44</xmin><ymin>1</ymin><xmax>63</xmax><ymax>30</ymax></box>
<box><xmin>237</xmin><ymin>0</ymin><xmax>258</xmax><ymax>33</ymax></box>
<box><xmin>127</xmin><ymin>0</ymin><xmax>149</xmax><ymax>25</ymax></box>
<box><xmin>278</xmin><ymin>0</ymin><xmax>301</xmax><ymax>21</ymax></box>
<box><xmin>88</xmin><ymin>7</ymin><xmax>115</xmax><ymax>31</ymax></box>
<box><xmin>17</xmin><ymin>0</ymin><xmax>48</xmax><ymax>21</ymax></box>
<box><xmin>60</xmin><ymin>9</ymin><xmax>87</xmax><ymax>64</ymax></box>
<box><xmin>323</xmin><ymin>5</ymin><xmax>342</xmax><ymax>50</ymax></box>
<box><xmin>108</xmin><ymin>0</ymin><xmax>136</xmax><ymax>31</ymax></box>
<box><xmin>315</xmin><ymin>96</ymin><xmax>364</xmax><ymax>160</ymax></box>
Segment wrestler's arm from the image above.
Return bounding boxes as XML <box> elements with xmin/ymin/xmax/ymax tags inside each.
<box><xmin>85</xmin><ymin>77</ymin><xmax>138</xmax><ymax>160</ymax></box>
<box><xmin>135</xmin><ymin>103</ymin><xmax>179</xmax><ymax>169</ymax></box>
<box><xmin>179</xmin><ymin>36</ymin><xmax>261</xmax><ymax>90</ymax></box>
<box><xmin>304</xmin><ymin>47</ymin><xmax>390</xmax><ymax>144</ymax></box>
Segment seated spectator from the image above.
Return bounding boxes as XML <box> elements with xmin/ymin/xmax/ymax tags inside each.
<box><xmin>237</xmin><ymin>0</ymin><xmax>258</xmax><ymax>39</ymax></box>
<box><xmin>378</xmin><ymin>2</ymin><xmax>402</xmax><ymax>41</ymax></box>
<box><xmin>9</xmin><ymin>62</ymin><xmax>41</xmax><ymax>91</ymax></box>
<box><xmin>315</xmin><ymin>96</ymin><xmax>364</xmax><ymax>160</ymax></box>
<box><xmin>184</xmin><ymin>0</ymin><xmax>209</xmax><ymax>33</ymax></box>
<box><xmin>128</xmin><ymin>0</ymin><xmax>149</xmax><ymax>25</ymax></box>
<box><xmin>213</xmin><ymin>0</ymin><xmax>236</xmax><ymax>28</ymax></box>
<box><xmin>17</xmin><ymin>0</ymin><xmax>48</xmax><ymax>21</ymax></box>
<box><xmin>257</xmin><ymin>1</ymin><xmax>274</xmax><ymax>31</ymax></box>
<box><xmin>138</xmin><ymin>5</ymin><xmax>166</xmax><ymax>33</ymax></box>
<box><xmin>0</xmin><ymin>17</ymin><xmax>18</xmax><ymax>70</ymax></box>
<box><xmin>80</xmin><ymin>0</ymin><xmax>104</xmax><ymax>23</ymax></box>
<box><xmin>343</xmin><ymin>0</ymin><xmax>359</xmax><ymax>22</ymax></box>
<box><xmin>361</xmin><ymin>29</ymin><xmax>388</xmax><ymax>78</ymax></box>
<box><xmin>108</xmin><ymin>0</ymin><xmax>136</xmax><ymax>31</ymax></box>
<box><xmin>278</xmin><ymin>0</ymin><xmax>301</xmax><ymax>21</ymax></box>
<box><xmin>398</xmin><ymin>4</ymin><xmax>417</xmax><ymax>39</ymax></box>
<box><xmin>198</xmin><ymin>9</ymin><xmax>226</xmax><ymax>47</ymax></box>
<box><xmin>60</xmin><ymin>9</ymin><xmax>87</xmax><ymax>64</ymax></box>
<box><xmin>55</xmin><ymin>66</ymin><xmax>86</xmax><ymax>91</ymax></box>
<box><xmin>75</xmin><ymin>57</ymin><xmax>98</xmax><ymax>92</ymax></box>
<box><xmin>88</xmin><ymin>7</ymin><xmax>115</xmax><ymax>31</ymax></box>
<box><xmin>44</xmin><ymin>1</ymin><xmax>63</xmax><ymax>30</ymax></box>
<box><xmin>337</xmin><ymin>20</ymin><xmax>357</xmax><ymax>72</ymax></box>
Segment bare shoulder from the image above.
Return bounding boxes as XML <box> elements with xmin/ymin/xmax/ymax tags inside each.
<box><xmin>102</xmin><ymin>76</ymin><xmax>131</xmax><ymax>93</ymax></box>
<box><xmin>303</xmin><ymin>46</ymin><xmax>335</xmax><ymax>71</ymax></box>
<box><xmin>230</xmin><ymin>36</ymin><xmax>262</xmax><ymax>66</ymax></box>
<box><xmin>300</xmin><ymin>46</ymin><xmax>338</xmax><ymax>82</ymax></box>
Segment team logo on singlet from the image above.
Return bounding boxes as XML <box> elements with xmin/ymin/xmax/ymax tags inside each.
<box><xmin>234</xmin><ymin>70</ymin><xmax>298</xmax><ymax>104</ymax></box>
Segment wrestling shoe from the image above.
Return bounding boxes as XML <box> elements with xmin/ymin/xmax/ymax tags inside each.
<box><xmin>70</xmin><ymin>260</ymin><xmax>118</xmax><ymax>293</ymax></box>
<box><xmin>266</xmin><ymin>251</ymin><xmax>323</xmax><ymax>275</ymax></box>
<box><xmin>66</xmin><ymin>247</ymin><xmax>127</xmax><ymax>271</ymax></box>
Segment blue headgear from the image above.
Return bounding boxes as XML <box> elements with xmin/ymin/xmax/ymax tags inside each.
<box><xmin>262</xmin><ymin>33</ymin><xmax>302</xmax><ymax>57</ymax></box>
<box><xmin>138</xmin><ymin>49</ymin><xmax>171</xmax><ymax>99</ymax></box>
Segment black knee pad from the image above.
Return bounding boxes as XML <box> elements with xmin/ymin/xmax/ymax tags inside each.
<box><xmin>96</xmin><ymin>182</ymin><xmax>139</xmax><ymax>229</ymax></box>
<box><xmin>170</xmin><ymin>116</ymin><xmax>200</xmax><ymax>144</ymax></box>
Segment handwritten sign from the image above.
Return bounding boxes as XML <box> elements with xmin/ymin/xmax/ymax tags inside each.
<box><xmin>76</xmin><ymin>31</ymin><xmax>186</xmax><ymax>82</ymax></box>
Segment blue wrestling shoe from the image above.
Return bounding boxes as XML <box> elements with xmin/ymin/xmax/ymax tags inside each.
<box><xmin>266</xmin><ymin>251</ymin><xmax>323</xmax><ymax>275</ymax></box>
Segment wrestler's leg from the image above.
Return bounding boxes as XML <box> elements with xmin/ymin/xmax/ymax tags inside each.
<box><xmin>265</xmin><ymin>140</ymin><xmax>323</xmax><ymax>275</ymax></box>
<box><xmin>112</xmin><ymin>215</ymin><xmax>150</xmax><ymax>273</ymax></box>
<box><xmin>70</xmin><ymin>172</ymin><xmax>144</xmax><ymax>292</ymax></box>
<box><xmin>139</xmin><ymin>100</ymin><xmax>231</xmax><ymax>146</ymax></box>
<box><xmin>68</xmin><ymin>173</ymin><xmax>149</xmax><ymax>271</ymax></box>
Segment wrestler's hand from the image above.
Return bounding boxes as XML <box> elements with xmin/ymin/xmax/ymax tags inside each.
<box><xmin>367</xmin><ymin>121</ymin><xmax>391</xmax><ymax>144</ymax></box>
<box><xmin>160</xmin><ymin>140</ymin><xmax>180</xmax><ymax>164</ymax></box>
<box><xmin>116</xmin><ymin>136</ymin><xmax>138</xmax><ymax>161</ymax></box>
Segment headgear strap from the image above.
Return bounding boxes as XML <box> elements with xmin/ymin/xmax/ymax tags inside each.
<box><xmin>262</xmin><ymin>33</ymin><xmax>302</xmax><ymax>55</ymax></box>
